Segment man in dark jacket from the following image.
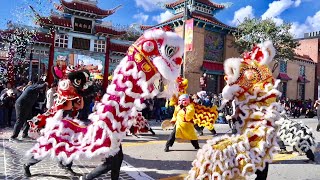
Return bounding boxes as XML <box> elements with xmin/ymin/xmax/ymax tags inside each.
<box><xmin>1</xmin><ymin>89</ymin><xmax>16</xmax><ymax>127</ymax></box>
<box><xmin>10</xmin><ymin>81</ymin><xmax>47</xmax><ymax>141</ymax></box>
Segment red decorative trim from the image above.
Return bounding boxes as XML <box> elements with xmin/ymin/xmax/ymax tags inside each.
<box><xmin>61</xmin><ymin>0</ymin><xmax>119</xmax><ymax>17</ymax></box>
<box><xmin>140</xmin><ymin>25</ymin><xmax>153</xmax><ymax>31</ymax></box>
<box><xmin>38</xmin><ymin>15</ymin><xmax>72</xmax><ymax>28</ymax></box>
<box><xmin>165</xmin><ymin>0</ymin><xmax>224</xmax><ymax>9</ymax></box>
<box><xmin>95</xmin><ymin>25</ymin><xmax>126</xmax><ymax>36</ymax></box>
<box><xmin>297</xmin><ymin>76</ymin><xmax>310</xmax><ymax>83</ymax></box>
<box><xmin>202</xmin><ymin>61</ymin><xmax>224</xmax><ymax>71</ymax></box>
<box><xmin>47</xmin><ymin>30</ymin><xmax>55</xmax><ymax>86</ymax></box>
<box><xmin>34</xmin><ymin>32</ymin><xmax>53</xmax><ymax>44</ymax></box>
<box><xmin>277</xmin><ymin>72</ymin><xmax>292</xmax><ymax>81</ymax></box>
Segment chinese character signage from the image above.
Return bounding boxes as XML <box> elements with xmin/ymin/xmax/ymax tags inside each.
<box><xmin>185</xmin><ymin>18</ymin><xmax>194</xmax><ymax>51</ymax></box>
<box><xmin>72</xmin><ymin>37</ymin><xmax>90</xmax><ymax>50</ymax></box>
<box><xmin>74</xmin><ymin>18</ymin><xmax>93</xmax><ymax>34</ymax></box>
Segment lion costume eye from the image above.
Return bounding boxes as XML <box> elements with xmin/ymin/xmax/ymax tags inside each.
<box><xmin>73</xmin><ymin>79</ymin><xmax>81</xmax><ymax>87</ymax></box>
<box><xmin>142</xmin><ymin>40</ymin><xmax>155</xmax><ymax>53</ymax></box>
<box><xmin>165</xmin><ymin>45</ymin><xmax>178</xmax><ymax>58</ymax></box>
<box><xmin>59</xmin><ymin>80</ymin><xmax>70</xmax><ymax>90</ymax></box>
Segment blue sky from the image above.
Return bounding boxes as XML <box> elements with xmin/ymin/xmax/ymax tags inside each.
<box><xmin>0</xmin><ymin>0</ymin><xmax>319</xmax><ymax>38</ymax></box>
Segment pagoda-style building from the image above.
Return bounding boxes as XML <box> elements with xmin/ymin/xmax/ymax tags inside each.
<box><xmin>142</xmin><ymin>0</ymin><xmax>239</xmax><ymax>94</ymax></box>
<box><xmin>27</xmin><ymin>0</ymin><xmax>130</xmax><ymax>89</ymax></box>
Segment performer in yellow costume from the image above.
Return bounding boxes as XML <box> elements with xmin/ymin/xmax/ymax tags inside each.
<box><xmin>164</xmin><ymin>94</ymin><xmax>200</xmax><ymax>152</ymax></box>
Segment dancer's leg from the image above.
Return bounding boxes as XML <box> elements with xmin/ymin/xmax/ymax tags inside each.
<box><xmin>277</xmin><ymin>139</ymin><xmax>288</xmax><ymax>154</ymax></box>
<box><xmin>82</xmin><ymin>146</ymin><xmax>123</xmax><ymax>180</ymax></box>
<box><xmin>165</xmin><ymin>125</ymin><xmax>176</xmax><ymax>152</ymax></box>
<box><xmin>255</xmin><ymin>163</ymin><xmax>269</xmax><ymax>180</ymax></box>
<box><xmin>149</xmin><ymin>128</ymin><xmax>156</xmax><ymax>135</ymax></box>
<box><xmin>305</xmin><ymin>149</ymin><xmax>315</xmax><ymax>162</ymax></box>
<box><xmin>24</xmin><ymin>156</ymin><xmax>41</xmax><ymax>177</ymax></box>
<box><xmin>111</xmin><ymin>146</ymin><xmax>124</xmax><ymax>180</ymax></box>
<box><xmin>190</xmin><ymin>140</ymin><xmax>200</xmax><ymax>149</ymax></box>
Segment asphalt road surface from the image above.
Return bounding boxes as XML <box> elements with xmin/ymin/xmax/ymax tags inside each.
<box><xmin>1</xmin><ymin>118</ymin><xmax>320</xmax><ymax>180</ymax></box>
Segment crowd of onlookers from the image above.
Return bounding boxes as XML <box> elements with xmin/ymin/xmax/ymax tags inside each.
<box><xmin>2</xmin><ymin>77</ymin><xmax>320</xmax><ymax>131</ymax></box>
<box><xmin>0</xmin><ymin>78</ymin><xmax>105</xmax><ymax>129</ymax></box>
<box><xmin>279</xmin><ymin>98</ymin><xmax>317</xmax><ymax>118</ymax></box>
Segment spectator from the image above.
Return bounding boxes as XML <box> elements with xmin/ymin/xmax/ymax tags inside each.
<box><xmin>192</xmin><ymin>94</ymin><xmax>201</xmax><ymax>104</ymax></box>
<box><xmin>46</xmin><ymin>82</ymin><xmax>58</xmax><ymax>110</ymax></box>
<box><xmin>10</xmin><ymin>81</ymin><xmax>47</xmax><ymax>141</ymax></box>
<box><xmin>313</xmin><ymin>99</ymin><xmax>320</xmax><ymax>132</ymax></box>
<box><xmin>22</xmin><ymin>81</ymin><xmax>33</xmax><ymax>91</ymax></box>
<box><xmin>0</xmin><ymin>81</ymin><xmax>4</xmax><ymax>93</ymax></box>
<box><xmin>1</xmin><ymin>89</ymin><xmax>16</xmax><ymax>127</ymax></box>
<box><xmin>202</xmin><ymin>95</ymin><xmax>212</xmax><ymax>107</ymax></box>
<box><xmin>154</xmin><ymin>97</ymin><xmax>162</xmax><ymax>122</ymax></box>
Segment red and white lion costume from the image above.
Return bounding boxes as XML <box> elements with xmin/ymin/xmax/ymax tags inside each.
<box><xmin>27</xmin><ymin>28</ymin><xmax>184</xmax><ymax>164</ymax></box>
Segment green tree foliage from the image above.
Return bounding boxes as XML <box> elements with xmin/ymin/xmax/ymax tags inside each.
<box><xmin>232</xmin><ymin>18</ymin><xmax>300</xmax><ymax>67</ymax></box>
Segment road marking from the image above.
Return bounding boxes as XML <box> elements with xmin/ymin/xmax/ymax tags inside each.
<box><xmin>122</xmin><ymin>135</ymin><xmax>214</xmax><ymax>147</ymax></box>
<box><xmin>121</xmin><ymin>161</ymin><xmax>155</xmax><ymax>180</ymax></box>
<box><xmin>2</xmin><ymin>137</ymin><xmax>7</xmax><ymax>180</ymax></box>
<box><xmin>158</xmin><ymin>153</ymin><xmax>298</xmax><ymax>180</ymax></box>
<box><xmin>272</xmin><ymin>153</ymin><xmax>298</xmax><ymax>162</ymax></box>
<box><xmin>122</xmin><ymin>140</ymin><xmax>166</xmax><ymax>147</ymax></box>
<box><xmin>159</xmin><ymin>174</ymin><xmax>186</xmax><ymax>180</ymax></box>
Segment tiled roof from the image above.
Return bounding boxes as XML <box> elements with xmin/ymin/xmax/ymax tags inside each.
<box><xmin>110</xmin><ymin>43</ymin><xmax>130</xmax><ymax>53</ymax></box>
<box><xmin>277</xmin><ymin>72</ymin><xmax>292</xmax><ymax>81</ymax></box>
<box><xmin>165</xmin><ymin>0</ymin><xmax>224</xmax><ymax>9</ymax></box>
<box><xmin>140</xmin><ymin>25</ymin><xmax>153</xmax><ymax>31</ymax></box>
<box><xmin>33</xmin><ymin>32</ymin><xmax>53</xmax><ymax>44</ymax></box>
<box><xmin>60</xmin><ymin>0</ymin><xmax>119</xmax><ymax>18</ymax></box>
<box><xmin>146</xmin><ymin>12</ymin><xmax>233</xmax><ymax>30</ymax></box>
<box><xmin>191</xmin><ymin>12</ymin><xmax>233</xmax><ymax>29</ymax></box>
<box><xmin>95</xmin><ymin>25</ymin><xmax>126</xmax><ymax>36</ymax></box>
<box><xmin>38</xmin><ymin>15</ymin><xmax>72</xmax><ymax>28</ymax></box>
<box><xmin>294</xmin><ymin>54</ymin><xmax>314</xmax><ymax>62</ymax></box>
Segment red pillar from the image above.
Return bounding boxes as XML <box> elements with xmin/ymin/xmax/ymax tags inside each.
<box><xmin>47</xmin><ymin>30</ymin><xmax>55</xmax><ymax>85</ymax></box>
<box><xmin>102</xmin><ymin>37</ymin><xmax>110</xmax><ymax>91</ymax></box>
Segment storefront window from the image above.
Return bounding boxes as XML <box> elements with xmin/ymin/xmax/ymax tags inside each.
<box><xmin>94</xmin><ymin>40</ymin><xmax>106</xmax><ymax>53</ymax></box>
<box><xmin>299</xmin><ymin>65</ymin><xmax>305</xmax><ymax>76</ymax></box>
<box><xmin>298</xmin><ymin>83</ymin><xmax>305</xmax><ymax>100</ymax></box>
<box><xmin>55</xmin><ymin>34</ymin><xmax>68</xmax><ymax>48</ymax></box>
<box><xmin>279</xmin><ymin>61</ymin><xmax>287</xmax><ymax>73</ymax></box>
<box><xmin>281</xmin><ymin>82</ymin><xmax>287</xmax><ymax>98</ymax></box>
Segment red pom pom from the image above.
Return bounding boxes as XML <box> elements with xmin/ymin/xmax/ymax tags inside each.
<box><xmin>174</xmin><ymin>57</ymin><xmax>183</xmax><ymax>65</ymax></box>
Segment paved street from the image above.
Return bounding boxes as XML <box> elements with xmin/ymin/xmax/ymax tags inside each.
<box><xmin>1</xmin><ymin>118</ymin><xmax>320</xmax><ymax>180</ymax></box>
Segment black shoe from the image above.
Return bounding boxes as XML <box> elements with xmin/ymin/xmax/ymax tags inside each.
<box><xmin>149</xmin><ymin>129</ymin><xmax>156</xmax><ymax>135</ymax></box>
<box><xmin>65</xmin><ymin>168</ymin><xmax>78</xmax><ymax>176</ymax></box>
<box><xmin>279</xmin><ymin>149</ymin><xmax>289</xmax><ymax>154</ymax></box>
<box><xmin>24</xmin><ymin>164</ymin><xmax>31</xmax><ymax>177</ymax></box>
<box><xmin>164</xmin><ymin>146</ymin><xmax>169</xmax><ymax>152</ymax></box>
<box><xmin>58</xmin><ymin>161</ymin><xmax>66</xmax><ymax>169</ymax></box>
<box><xmin>195</xmin><ymin>146</ymin><xmax>200</xmax><ymax>150</ymax></box>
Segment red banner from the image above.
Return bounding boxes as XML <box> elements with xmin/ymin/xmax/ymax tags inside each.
<box><xmin>185</xmin><ymin>18</ymin><xmax>194</xmax><ymax>51</ymax></box>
